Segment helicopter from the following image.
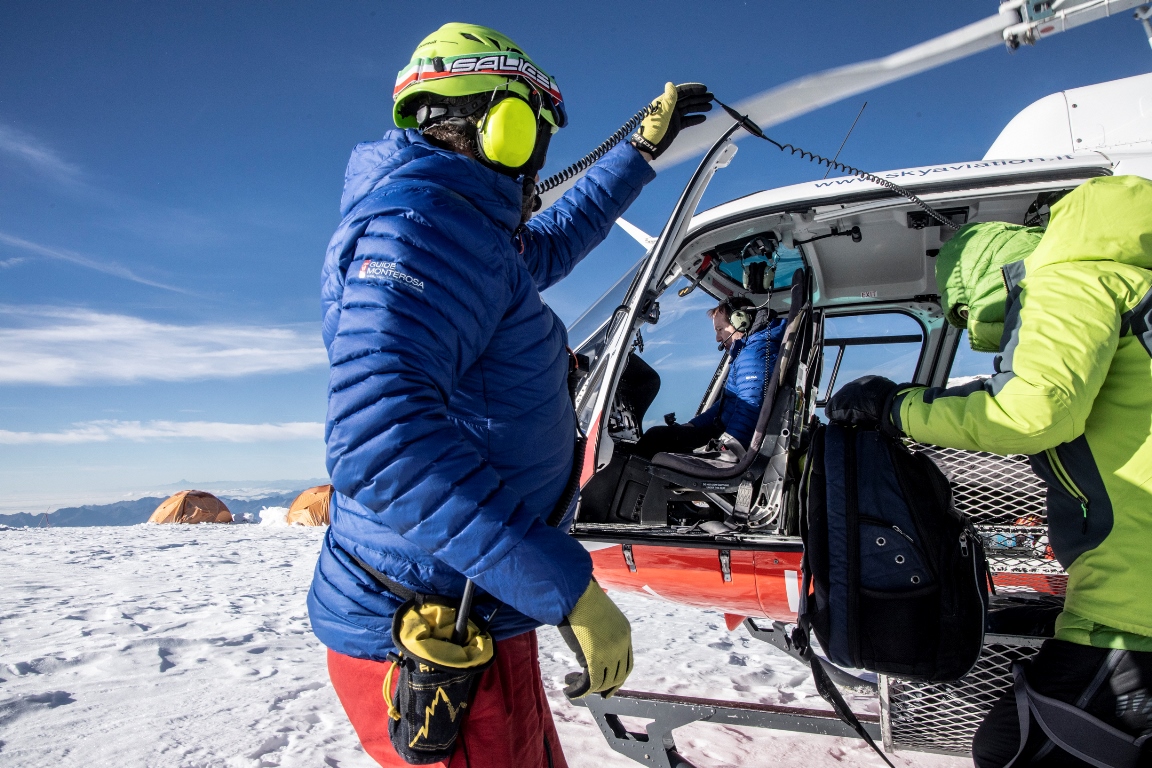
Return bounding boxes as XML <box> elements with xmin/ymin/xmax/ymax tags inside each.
<box><xmin>546</xmin><ymin>6</ymin><xmax>1152</xmax><ymax>762</ymax></box>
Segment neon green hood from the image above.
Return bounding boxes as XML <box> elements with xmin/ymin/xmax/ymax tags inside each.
<box><xmin>936</xmin><ymin>222</ymin><xmax>1044</xmax><ymax>352</ymax></box>
<box><xmin>1027</xmin><ymin>176</ymin><xmax>1152</xmax><ymax>272</ymax></box>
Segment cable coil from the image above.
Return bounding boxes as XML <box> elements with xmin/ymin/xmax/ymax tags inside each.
<box><xmin>713</xmin><ymin>99</ymin><xmax>959</xmax><ymax>230</ymax></box>
<box><xmin>536</xmin><ymin>96</ymin><xmax>958</xmax><ymax>231</ymax></box>
<box><xmin>761</xmin><ymin>137</ymin><xmax>958</xmax><ymax>230</ymax></box>
<box><xmin>535</xmin><ymin>104</ymin><xmax>655</xmax><ymax>195</ymax></box>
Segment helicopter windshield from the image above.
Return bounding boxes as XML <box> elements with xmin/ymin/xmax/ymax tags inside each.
<box><xmin>714</xmin><ymin>244</ymin><xmax>805</xmax><ymax>291</ymax></box>
<box><xmin>566</xmin><ymin>255</ymin><xmax>644</xmax><ymax>355</ymax></box>
<box><xmin>569</xmin><ymin>255</ymin><xmax>649</xmax><ymax>363</ymax></box>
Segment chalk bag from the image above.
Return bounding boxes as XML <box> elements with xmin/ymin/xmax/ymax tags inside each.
<box><xmin>383</xmin><ymin>599</ymin><xmax>496</xmax><ymax>765</ymax></box>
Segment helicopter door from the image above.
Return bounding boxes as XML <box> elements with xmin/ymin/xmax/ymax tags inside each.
<box><xmin>816</xmin><ymin>310</ymin><xmax>928</xmax><ymax>407</ymax></box>
<box><xmin>572</xmin><ymin>124</ymin><xmax>742</xmax><ymax>488</ymax></box>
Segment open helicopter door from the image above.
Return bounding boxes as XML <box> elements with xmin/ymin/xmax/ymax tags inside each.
<box><xmin>572</xmin><ymin>122</ymin><xmax>742</xmax><ymax>484</ymax></box>
<box><xmin>567</xmin><ymin>184</ymin><xmax>868</xmax><ymax>766</ymax></box>
<box><xmin>570</xmin><ymin>179</ymin><xmax>827</xmax><ymax>630</ymax></box>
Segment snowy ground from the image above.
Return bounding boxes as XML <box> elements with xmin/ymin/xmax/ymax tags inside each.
<box><xmin>0</xmin><ymin>525</ymin><xmax>969</xmax><ymax>767</ymax></box>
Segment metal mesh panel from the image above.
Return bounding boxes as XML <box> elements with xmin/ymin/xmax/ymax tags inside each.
<box><xmin>910</xmin><ymin>444</ymin><xmax>1064</xmax><ymax>584</ymax></box>
<box><xmin>883</xmin><ymin>637</ymin><xmax>1042</xmax><ymax>755</ymax></box>
<box><xmin>916</xmin><ymin>446</ymin><xmax>1046</xmax><ymax>523</ymax></box>
<box><xmin>880</xmin><ymin>446</ymin><xmax>1065</xmax><ymax>755</ymax></box>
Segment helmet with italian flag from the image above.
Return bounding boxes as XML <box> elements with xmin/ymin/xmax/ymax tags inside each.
<box><xmin>392</xmin><ymin>23</ymin><xmax>567</xmax><ymax>131</ymax></box>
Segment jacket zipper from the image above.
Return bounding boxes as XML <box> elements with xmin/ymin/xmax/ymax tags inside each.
<box><xmin>1044</xmin><ymin>447</ymin><xmax>1091</xmax><ymax>533</ymax></box>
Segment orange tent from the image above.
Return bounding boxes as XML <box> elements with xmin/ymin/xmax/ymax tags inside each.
<box><xmin>286</xmin><ymin>484</ymin><xmax>332</xmax><ymax>526</ymax></box>
<box><xmin>148</xmin><ymin>490</ymin><xmax>233</xmax><ymax>524</ymax></box>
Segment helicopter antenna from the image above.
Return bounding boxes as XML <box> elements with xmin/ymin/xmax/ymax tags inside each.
<box><xmin>823</xmin><ymin>101</ymin><xmax>867</xmax><ymax>179</ymax></box>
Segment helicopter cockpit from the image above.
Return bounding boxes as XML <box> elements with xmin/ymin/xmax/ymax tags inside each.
<box><xmin>573</xmin><ymin>224</ymin><xmax>817</xmax><ymax>537</ymax></box>
<box><xmin>554</xmin><ymin>63</ymin><xmax>1148</xmax><ymax>765</ymax></box>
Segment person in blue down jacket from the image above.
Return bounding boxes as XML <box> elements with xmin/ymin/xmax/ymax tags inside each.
<box><xmin>635</xmin><ymin>297</ymin><xmax>786</xmax><ymax>459</ymax></box>
<box><xmin>308</xmin><ymin>22</ymin><xmax>713</xmax><ymax>768</ymax></box>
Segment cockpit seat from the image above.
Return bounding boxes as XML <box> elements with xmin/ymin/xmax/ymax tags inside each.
<box><xmin>648</xmin><ymin>269</ymin><xmax>811</xmax><ymax>484</ymax></box>
<box><xmin>651</xmin><ymin>435</ymin><xmax>743</xmax><ymax>472</ymax></box>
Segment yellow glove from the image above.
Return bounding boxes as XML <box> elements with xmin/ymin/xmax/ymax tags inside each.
<box><xmin>558</xmin><ymin>578</ymin><xmax>633</xmax><ymax>698</ymax></box>
<box><xmin>630</xmin><ymin>82</ymin><xmax>713</xmax><ymax>160</ymax></box>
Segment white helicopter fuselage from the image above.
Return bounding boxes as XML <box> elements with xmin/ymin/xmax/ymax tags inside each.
<box><xmin>566</xmin><ymin>71</ymin><xmax>1151</xmax><ymax>758</ymax></box>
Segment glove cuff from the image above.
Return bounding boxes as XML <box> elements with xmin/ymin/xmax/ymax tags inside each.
<box><xmin>630</xmin><ymin>132</ymin><xmax>659</xmax><ymax>156</ymax></box>
<box><xmin>880</xmin><ymin>383</ymin><xmax>915</xmax><ymax>439</ymax></box>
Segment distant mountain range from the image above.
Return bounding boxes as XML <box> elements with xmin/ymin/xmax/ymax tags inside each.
<box><xmin>0</xmin><ymin>492</ymin><xmax>303</xmax><ymax>528</ymax></box>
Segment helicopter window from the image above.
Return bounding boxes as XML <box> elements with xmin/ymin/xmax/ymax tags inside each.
<box><xmin>634</xmin><ymin>276</ymin><xmax>723</xmax><ymax>432</ymax></box>
<box><xmin>565</xmin><ymin>255</ymin><xmax>644</xmax><ymax>357</ymax></box>
<box><xmin>948</xmin><ymin>330</ymin><xmax>997</xmax><ymax>384</ymax></box>
<box><xmin>817</xmin><ymin>313</ymin><xmax>924</xmax><ymax>405</ymax></box>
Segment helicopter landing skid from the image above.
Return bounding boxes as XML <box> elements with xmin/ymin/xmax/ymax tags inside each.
<box><xmin>573</xmin><ymin>689</ymin><xmax>880</xmax><ymax>768</ymax></box>
<box><xmin>741</xmin><ymin>618</ymin><xmax>877</xmax><ymax>691</ymax></box>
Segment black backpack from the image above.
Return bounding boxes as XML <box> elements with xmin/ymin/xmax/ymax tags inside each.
<box><xmin>791</xmin><ymin>422</ymin><xmax>990</xmax><ymax>763</ymax></box>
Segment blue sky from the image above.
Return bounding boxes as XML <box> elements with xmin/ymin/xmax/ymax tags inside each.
<box><xmin>1</xmin><ymin>1</ymin><xmax>1148</xmax><ymax>511</ymax></box>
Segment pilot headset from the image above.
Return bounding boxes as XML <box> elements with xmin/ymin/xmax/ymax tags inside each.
<box><xmin>725</xmin><ymin>299</ymin><xmax>755</xmax><ymax>334</ymax></box>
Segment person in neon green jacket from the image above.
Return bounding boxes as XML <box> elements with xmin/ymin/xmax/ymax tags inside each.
<box><xmin>827</xmin><ymin>175</ymin><xmax>1152</xmax><ymax>765</ymax></box>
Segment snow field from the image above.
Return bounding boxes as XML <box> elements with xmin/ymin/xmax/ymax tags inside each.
<box><xmin>0</xmin><ymin>526</ymin><xmax>967</xmax><ymax>767</ymax></box>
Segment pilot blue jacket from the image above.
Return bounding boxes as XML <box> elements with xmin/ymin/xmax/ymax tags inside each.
<box><xmin>690</xmin><ymin>320</ymin><xmax>785</xmax><ymax>446</ymax></box>
<box><xmin>308</xmin><ymin>129</ymin><xmax>656</xmax><ymax>660</ymax></box>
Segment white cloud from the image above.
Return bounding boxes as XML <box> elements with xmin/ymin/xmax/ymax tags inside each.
<box><xmin>0</xmin><ymin>231</ymin><xmax>188</xmax><ymax>293</ymax></box>
<box><xmin>0</xmin><ymin>123</ymin><xmax>83</xmax><ymax>186</ymax></box>
<box><xmin>0</xmin><ymin>120</ymin><xmax>224</xmax><ymax>256</ymax></box>
<box><xmin>0</xmin><ymin>420</ymin><xmax>323</xmax><ymax>445</ymax></box>
<box><xmin>0</xmin><ymin>306</ymin><xmax>327</xmax><ymax>385</ymax></box>
<box><xmin>650</xmin><ymin>351</ymin><xmax>723</xmax><ymax>371</ymax></box>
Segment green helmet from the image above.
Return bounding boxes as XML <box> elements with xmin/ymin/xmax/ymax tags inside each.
<box><xmin>392</xmin><ymin>23</ymin><xmax>567</xmax><ymax>131</ymax></box>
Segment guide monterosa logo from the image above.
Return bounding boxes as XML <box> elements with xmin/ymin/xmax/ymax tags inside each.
<box><xmin>357</xmin><ymin>259</ymin><xmax>425</xmax><ymax>292</ymax></box>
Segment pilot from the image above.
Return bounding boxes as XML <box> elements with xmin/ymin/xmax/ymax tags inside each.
<box><xmin>827</xmin><ymin>176</ymin><xmax>1152</xmax><ymax>767</ymax></box>
<box><xmin>635</xmin><ymin>297</ymin><xmax>785</xmax><ymax>459</ymax></box>
<box><xmin>309</xmin><ymin>22</ymin><xmax>713</xmax><ymax>768</ymax></box>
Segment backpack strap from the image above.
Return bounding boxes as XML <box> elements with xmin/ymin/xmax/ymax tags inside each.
<box><xmin>548</xmin><ymin>348</ymin><xmax>589</xmax><ymax>528</ymax></box>
<box><xmin>546</xmin><ymin>434</ymin><xmax>586</xmax><ymax>527</ymax></box>
<box><xmin>791</xmin><ymin>616</ymin><xmax>895</xmax><ymax>767</ymax></box>
<box><xmin>1004</xmin><ymin>656</ymin><xmax>1150</xmax><ymax>768</ymax></box>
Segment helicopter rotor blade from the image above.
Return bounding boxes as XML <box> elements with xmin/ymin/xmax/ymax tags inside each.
<box><xmin>649</xmin><ymin>9</ymin><xmax>1016</xmax><ymax>173</ymax></box>
<box><xmin>538</xmin><ymin>0</ymin><xmax>1142</xmax><ymax>209</ymax></box>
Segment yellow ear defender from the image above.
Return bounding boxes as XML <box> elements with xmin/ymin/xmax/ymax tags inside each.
<box><xmin>476</xmin><ymin>95</ymin><xmax>539</xmax><ymax>170</ymax></box>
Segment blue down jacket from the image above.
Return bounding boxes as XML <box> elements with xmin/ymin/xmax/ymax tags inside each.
<box><xmin>689</xmin><ymin>320</ymin><xmax>785</xmax><ymax>446</ymax></box>
<box><xmin>308</xmin><ymin>129</ymin><xmax>655</xmax><ymax>660</ymax></box>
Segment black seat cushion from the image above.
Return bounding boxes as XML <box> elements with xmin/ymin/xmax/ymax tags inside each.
<box><xmin>650</xmin><ymin>450</ymin><xmax>739</xmax><ymax>473</ymax></box>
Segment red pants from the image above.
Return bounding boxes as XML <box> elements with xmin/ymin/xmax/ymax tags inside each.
<box><xmin>328</xmin><ymin>631</ymin><xmax>569</xmax><ymax>768</ymax></box>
